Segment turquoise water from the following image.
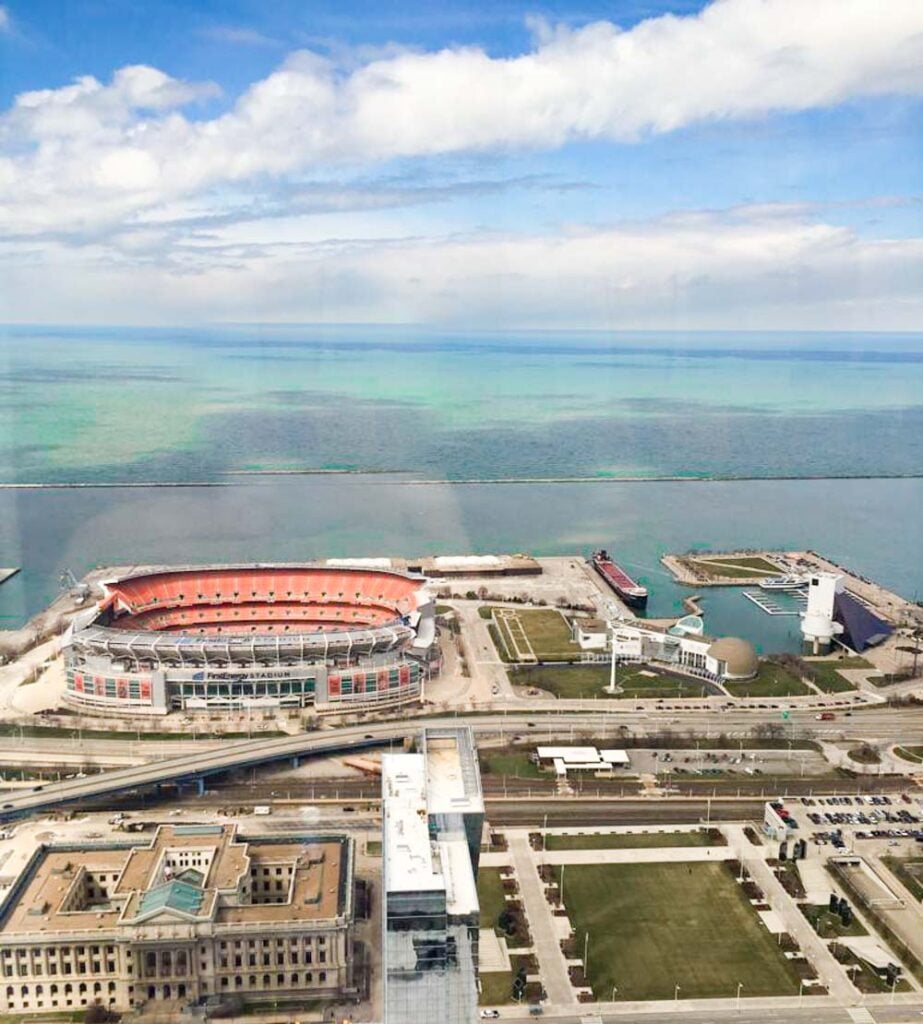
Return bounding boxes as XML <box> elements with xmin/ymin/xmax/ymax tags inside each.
<box><xmin>0</xmin><ymin>327</ymin><xmax>920</xmax><ymax>645</ymax></box>
<box><xmin>1</xmin><ymin>325</ymin><xmax>921</xmax><ymax>483</ymax></box>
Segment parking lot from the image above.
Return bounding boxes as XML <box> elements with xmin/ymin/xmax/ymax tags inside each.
<box><xmin>634</xmin><ymin>747</ymin><xmax>832</xmax><ymax>778</ymax></box>
<box><xmin>796</xmin><ymin>794</ymin><xmax>922</xmax><ymax>848</ymax></box>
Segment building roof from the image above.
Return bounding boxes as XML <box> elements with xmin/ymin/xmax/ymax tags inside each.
<box><xmin>382</xmin><ymin>754</ymin><xmax>443</xmax><ymax>896</ymax></box>
<box><xmin>136</xmin><ymin>879</ymin><xmax>205</xmax><ymax>919</ymax></box>
<box><xmin>576</xmin><ymin>618</ymin><xmax>607</xmax><ymax>634</ymax></box>
<box><xmin>0</xmin><ymin>825</ymin><xmax>348</xmax><ymax>936</ymax></box>
<box><xmin>424</xmin><ymin>728</ymin><xmax>483</xmax><ymax>816</ymax></box>
<box><xmin>707</xmin><ymin>636</ymin><xmax>758</xmax><ymax>678</ymax></box>
<box><xmin>834</xmin><ymin>592</ymin><xmax>893</xmax><ymax>652</ymax></box>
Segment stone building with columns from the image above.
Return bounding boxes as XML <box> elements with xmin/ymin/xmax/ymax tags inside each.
<box><xmin>0</xmin><ymin>823</ymin><xmax>353</xmax><ymax>1015</ymax></box>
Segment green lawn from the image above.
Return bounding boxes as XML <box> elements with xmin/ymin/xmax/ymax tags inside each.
<box><xmin>479</xmin><ymin>970</ymin><xmax>513</xmax><ymax>1005</ymax></box>
<box><xmin>490</xmin><ymin>607</ymin><xmax>578</xmax><ymax>661</ymax></box>
<box><xmin>688</xmin><ymin>555</ymin><xmax>783</xmax><ymax>578</ymax></box>
<box><xmin>479</xmin><ymin>748</ymin><xmax>545</xmax><ymax>779</ymax></box>
<box><xmin>510</xmin><ymin>663</ymin><xmax>706</xmax><ymax>699</ymax></box>
<box><xmin>555</xmin><ymin>862</ymin><xmax>803</xmax><ymax>1000</ymax></box>
<box><xmin>894</xmin><ymin>746</ymin><xmax>923</xmax><ymax>764</ymax></box>
<box><xmin>724</xmin><ymin>663</ymin><xmax>811</xmax><ymax>697</ymax></box>
<box><xmin>882</xmin><ymin>857</ymin><xmax>923</xmax><ymax>902</ymax></box>
<box><xmin>477</xmin><ymin>867</ymin><xmax>509</xmax><ymax>934</ymax></box>
<box><xmin>805</xmin><ymin>659</ymin><xmax>867</xmax><ymax>693</ymax></box>
<box><xmin>546</xmin><ymin>830</ymin><xmax>713</xmax><ymax>850</ymax></box>
<box><xmin>799</xmin><ymin>903</ymin><xmax>868</xmax><ymax>937</ymax></box>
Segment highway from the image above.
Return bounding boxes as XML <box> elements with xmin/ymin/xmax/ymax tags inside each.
<box><xmin>1</xmin><ymin>707</ymin><xmax>921</xmax><ymax>820</ymax></box>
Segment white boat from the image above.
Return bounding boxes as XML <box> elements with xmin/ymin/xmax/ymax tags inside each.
<box><xmin>757</xmin><ymin>574</ymin><xmax>806</xmax><ymax>590</ymax></box>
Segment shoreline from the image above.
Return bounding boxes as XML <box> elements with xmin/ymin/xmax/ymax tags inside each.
<box><xmin>1</xmin><ymin>472</ymin><xmax>921</xmax><ymax>490</ymax></box>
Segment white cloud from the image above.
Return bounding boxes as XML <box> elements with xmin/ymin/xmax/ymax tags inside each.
<box><xmin>0</xmin><ymin>6</ymin><xmax>10</xmax><ymax>33</ymax></box>
<box><xmin>201</xmin><ymin>25</ymin><xmax>281</xmax><ymax>48</ymax></box>
<box><xmin>1</xmin><ymin>0</ymin><xmax>922</xmax><ymax>238</ymax></box>
<box><xmin>2</xmin><ymin>208</ymin><xmax>920</xmax><ymax>329</ymax></box>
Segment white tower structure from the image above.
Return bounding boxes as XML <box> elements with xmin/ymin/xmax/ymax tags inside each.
<box><xmin>801</xmin><ymin>572</ymin><xmax>845</xmax><ymax>654</ymax></box>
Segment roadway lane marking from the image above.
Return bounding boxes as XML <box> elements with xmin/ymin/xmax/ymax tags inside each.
<box><xmin>848</xmin><ymin>1009</ymin><xmax>875</xmax><ymax>1023</ymax></box>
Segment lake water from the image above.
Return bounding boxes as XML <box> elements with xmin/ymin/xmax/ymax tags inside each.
<box><xmin>1</xmin><ymin>475</ymin><xmax>920</xmax><ymax>651</ymax></box>
<box><xmin>0</xmin><ymin>326</ymin><xmax>920</xmax><ymax>645</ymax></box>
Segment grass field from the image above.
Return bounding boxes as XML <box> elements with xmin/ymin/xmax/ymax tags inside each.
<box><xmin>510</xmin><ymin>663</ymin><xmax>706</xmax><ymax>700</ymax></box>
<box><xmin>479</xmin><ymin>970</ymin><xmax>513</xmax><ymax>1005</ymax></box>
<box><xmin>489</xmin><ymin>607</ymin><xmax>578</xmax><ymax>662</ymax></box>
<box><xmin>555</xmin><ymin>862</ymin><xmax>802</xmax><ymax>1000</ymax></box>
<box><xmin>546</xmin><ymin>831</ymin><xmax>712</xmax><ymax>850</ymax></box>
<box><xmin>724</xmin><ymin>663</ymin><xmax>811</xmax><ymax>698</ymax></box>
<box><xmin>479</xmin><ymin>748</ymin><xmax>545</xmax><ymax>779</ymax></box>
<box><xmin>808</xmin><ymin>665</ymin><xmax>857</xmax><ymax>693</ymax></box>
<box><xmin>894</xmin><ymin>746</ymin><xmax>923</xmax><ymax>764</ymax></box>
<box><xmin>799</xmin><ymin>903</ymin><xmax>868</xmax><ymax>937</ymax></box>
<box><xmin>882</xmin><ymin>857</ymin><xmax>923</xmax><ymax>902</ymax></box>
<box><xmin>477</xmin><ymin>867</ymin><xmax>509</xmax><ymax>933</ymax></box>
<box><xmin>806</xmin><ymin>658</ymin><xmax>869</xmax><ymax>693</ymax></box>
<box><xmin>688</xmin><ymin>555</ymin><xmax>783</xmax><ymax>579</ymax></box>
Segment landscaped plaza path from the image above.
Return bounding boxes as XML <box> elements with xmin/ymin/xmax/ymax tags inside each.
<box><xmin>507</xmin><ymin>830</ymin><xmax>575</xmax><ymax>1007</ymax></box>
<box><xmin>483</xmin><ymin>823</ymin><xmax>923</xmax><ymax>1019</ymax></box>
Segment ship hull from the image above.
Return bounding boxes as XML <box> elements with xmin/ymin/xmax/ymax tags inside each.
<box><xmin>591</xmin><ymin>550</ymin><xmax>648</xmax><ymax>608</ymax></box>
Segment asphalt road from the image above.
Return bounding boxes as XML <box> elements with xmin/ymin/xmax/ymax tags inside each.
<box><xmin>1</xmin><ymin>707</ymin><xmax>921</xmax><ymax>819</ymax></box>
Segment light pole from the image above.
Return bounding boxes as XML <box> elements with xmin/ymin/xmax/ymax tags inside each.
<box><xmin>736</xmin><ymin>981</ymin><xmax>743</xmax><ymax>1010</ymax></box>
<box><xmin>584</xmin><ymin>931</ymin><xmax>589</xmax><ymax>975</ymax></box>
<box><xmin>608</xmin><ymin>625</ymin><xmax>618</xmax><ymax>694</ymax></box>
<box><xmin>674</xmin><ymin>983</ymin><xmax>681</xmax><ymax>1002</ymax></box>
<box><xmin>560</xmin><ymin>864</ymin><xmax>565</xmax><ymax>907</ymax></box>
<box><xmin>799</xmin><ymin>978</ymin><xmax>804</xmax><ymax>1006</ymax></box>
<box><xmin>611</xmin><ymin>985</ymin><xmax>618</xmax><ymax>1003</ymax></box>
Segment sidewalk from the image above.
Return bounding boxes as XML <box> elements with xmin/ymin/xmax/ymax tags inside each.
<box><xmin>728</xmin><ymin>825</ymin><xmax>857</xmax><ymax>1004</ymax></box>
<box><xmin>507</xmin><ymin>831</ymin><xmax>575</xmax><ymax>1007</ymax></box>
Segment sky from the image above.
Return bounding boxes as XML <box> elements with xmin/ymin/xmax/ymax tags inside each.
<box><xmin>0</xmin><ymin>0</ymin><xmax>922</xmax><ymax>329</ymax></box>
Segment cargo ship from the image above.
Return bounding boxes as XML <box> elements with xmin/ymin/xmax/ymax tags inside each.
<box><xmin>591</xmin><ymin>550</ymin><xmax>648</xmax><ymax>608</ymax></box>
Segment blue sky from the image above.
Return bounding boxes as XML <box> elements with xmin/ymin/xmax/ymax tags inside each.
<box><xmin>0</xmin><ymin>0</ymin><xmax>921</xmax><ymax>328</ymax></box>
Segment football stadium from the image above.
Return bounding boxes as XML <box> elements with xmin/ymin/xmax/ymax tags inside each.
<box><xmin>62</xmin><ymin>564</ymin><xmax>436</xmax><ymax>715</ymax></box>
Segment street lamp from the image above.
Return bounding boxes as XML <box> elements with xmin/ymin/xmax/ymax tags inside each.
<box><xmin>611</xmin><ymin>985</ymin><xmax>618</xmax><ymax>1002</ymax></box>
<box><xmin>736</xmin><ymin>981</ymin><xmax>743</xmax><ymax>1010</ymax></box>
<box><xmin>674</xmin><ymin>983</ymin><xmax>681</xmax><ymax>1001</ymax></box>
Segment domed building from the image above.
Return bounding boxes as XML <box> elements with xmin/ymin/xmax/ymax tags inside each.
<box><xmin>706</xmin><ymin>637</ymin><xmax>759</xmax><ymax>680</ymax></box>
<box><xmin>608</xmin><ymin>619</ymin><xmax>760</xmax><ymax>684</ymax></box>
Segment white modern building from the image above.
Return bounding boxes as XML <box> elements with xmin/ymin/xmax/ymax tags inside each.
<box><xmin>801</xmin><ymin>572</ymin><xmax>845</xmax><ymax>654</ymax></box>
<box><xmin>381</xmin><ymin>728</ymin><xmax>484</xmax><ymax>1024</ymax></box>
<box><xmin>535</xmin><ymin>747</ymin><xmax>631</xmax><ymax>776</ymax></box>
<box><xmin>608</xmin><ymin>620</ymin><xmax>758</xmax><ymax>682</ymax></box>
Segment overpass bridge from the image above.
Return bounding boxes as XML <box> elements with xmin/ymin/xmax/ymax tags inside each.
<box><xmin>1</xmin><ymin>706</ymin><xmax>920</xmax><ymax>821</ymax></box>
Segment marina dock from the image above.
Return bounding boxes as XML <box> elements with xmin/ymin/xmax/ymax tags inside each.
<box><xmin>742</xmin><ymin>588</ymin><xmax>807</xmax><ymax>616</ymax></box>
